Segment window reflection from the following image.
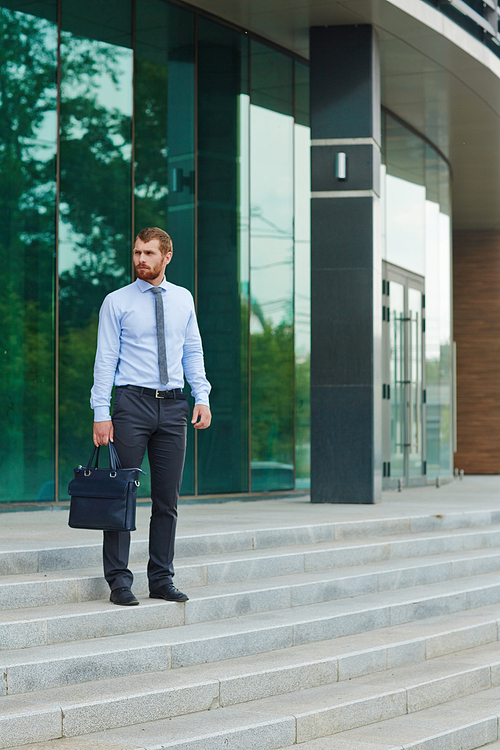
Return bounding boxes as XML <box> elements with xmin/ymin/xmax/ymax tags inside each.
<box><xmin>382</xmin><ymin>112</ymin><xmax>452</xmax><ymax>481</ymax></box>
<box><xmin>294</xmin><ymin>118</ymin><xmax>311</xmax><ymax>490</ymax></box>
<box><xmin>295</xmin><ymin>61</ymin><xmax>310</xmax><ymax>491</ymax></box>
<box><xmin>0</xmin><ymin>3</ymin><xmax>57</xmax><ymax>502</ymax></box>
<box><xmin>250</xmin><ymin>42</ymin><xmax>294</xmax><ymax>491</ymax></box>
<box><xmin>134</xmin><ymin>0</ymin><xmax>195</xmax><ymax>495</ymax></box>
<box><xmin>197</xmin><ymin>19</ymin><xmax>249</xmax><ymax>494</ymax></box>
<box><xmin>0</xmin><ymin>1</ymin><xmax>311</xmax><ymax>501</ymax></box>
<box><xmin>58</xmin><ymin>0</ymin><xmax>133</xmax><ymax>493</ymax></box>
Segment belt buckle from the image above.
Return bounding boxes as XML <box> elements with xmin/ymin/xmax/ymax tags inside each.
<box><xmin>155</xmin><ymin>390</ymin><xmax>165</xmax><ymax>399</ymax></box>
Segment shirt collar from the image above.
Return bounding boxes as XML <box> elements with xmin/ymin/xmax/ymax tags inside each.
<box><xmin>135</xmin><ymin>278</ymin><xmax>168</xmax><ymax>293</ymax></box>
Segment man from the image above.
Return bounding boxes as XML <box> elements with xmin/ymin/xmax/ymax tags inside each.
<box><xmin>91</xmin><ymin>227</ymin><xmax>211</xmax><ymax>606</ymax></box>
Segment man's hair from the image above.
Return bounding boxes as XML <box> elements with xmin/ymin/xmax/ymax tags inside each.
<box><xmin>135</xmin><ymin>227</ymin><xmax>173</xmax><ymax>257</ymax></box>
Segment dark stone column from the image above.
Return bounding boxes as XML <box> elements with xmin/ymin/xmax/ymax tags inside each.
<box><xmin>310</xmin><ymin>25</ymin><xmax>382</xmax><ymax>504</ymax></box>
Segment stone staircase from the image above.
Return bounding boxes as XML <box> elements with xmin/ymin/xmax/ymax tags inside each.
<box><xmin>2</xmin><ymin>509</ymin><xmax>500</xmax><ymax>749</ymax></box>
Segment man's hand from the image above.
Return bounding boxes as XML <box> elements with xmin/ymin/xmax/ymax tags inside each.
<box><xmin>93</xmin><ymin>420</ymin><xmax>114</xmax><ymax>446</ymax></box>
<box><xmin>191</xmin><ymin>404</ymin><xmax>211</xmax><ymax>429</ymax></box>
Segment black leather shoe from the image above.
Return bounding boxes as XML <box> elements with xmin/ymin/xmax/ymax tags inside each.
<box><xmin>109</xmin><ymin>587</ymin><xmax>139</xmax><ymax>606</ymax></box>
<box><xmin>149</xmin><ymin>583</ymin><xmax>189</xmax><ymax>602</ymax></box>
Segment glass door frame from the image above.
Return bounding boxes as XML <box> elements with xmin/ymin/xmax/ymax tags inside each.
<box><xmin>382</xmin><ymin>261</ymin><xmax>427</xmax><ymax>490</ymax></box>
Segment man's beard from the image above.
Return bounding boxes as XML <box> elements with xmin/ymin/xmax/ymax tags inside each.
<box><xmin>136</xmin><ymin>263</ymin><xmax>163</xmax><ymax>281</ymax></box>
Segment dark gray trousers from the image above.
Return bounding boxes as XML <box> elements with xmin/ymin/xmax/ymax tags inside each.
<box><xmin>103</xmin><ymin>386</ymin><xmax>189</xmax><ymax>591</ymax></box>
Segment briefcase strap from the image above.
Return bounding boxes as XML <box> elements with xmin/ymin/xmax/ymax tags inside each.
<box><xmin>86</xmin><ymin>442</ymin><xmax>123</xmax><ymax>472</ymax></box>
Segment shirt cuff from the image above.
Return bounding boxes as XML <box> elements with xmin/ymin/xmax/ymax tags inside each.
<box><xmin>94</xmin><ymin>407</ymin><xmax>112</xmax><ymax>422</ymax></box>
<box><xmin>194</xmin><ymin>396</ymin><xmax>210</xmax><ymax>408</ymax></box>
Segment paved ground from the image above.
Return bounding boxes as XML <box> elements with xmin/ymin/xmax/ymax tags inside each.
<box><xmin>0</xmin><ymin>475</ymin><xmax>499</xmax><ymax>550</ymax></box>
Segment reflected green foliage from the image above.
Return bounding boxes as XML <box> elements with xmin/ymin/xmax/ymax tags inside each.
<box><xmin>134</xmin><ymin>1</ymin><xmax>196</xmax><ymax>494</ymax></box>
<box><xmin>0</xmin><ymin>1</ymin><xmax>310</xmax><ymax>501</ymax></box>
<box><xmin>57</xmin><ymin>30</ymin><xmax>132</xmax><ymax>490</ymax></box>
<box><xmin>197</xmin><ymin>18</ymin><xmax>249</xmax><ymax>494</ymax></box>
<box><xmin>0</xmin><ymin>7</ymin><xmax>56</xmax><ymax>501</ymax></box>
<box><xmin>250</xmin><ymin>321</ymin><xmax>294</xmax><ymax>464</ymax></box>
<box><xmin>134</xmin><ymin>58</ymin><xmax>169</xmax><ymax>231</ymax></box>
<box><xmin>295</xmin><ymin>355</ymin><xmax>310</xmax><ymax>480</ymax></box>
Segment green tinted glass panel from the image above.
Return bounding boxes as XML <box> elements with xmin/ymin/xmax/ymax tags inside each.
<box><xmin>294</xmin><ymin>60</ymin><xmax>309</xmax><ymax>127</ymax></box>
<box><xmin>135</xmin><ymin>0</ymin><xmax>195</xmax><ymax>496</ymax></box>
<box><xmin>0</xmin><ymin>2</ymin><xmax>57</xmax><ymax>502</ymax></box>
<box><xmin>250</xmin><ymin>42</ymin><xmax>294</xmax><ymax>492</ymax></box>
<box><xmin>197</xmin><ymin>19</ymin><xmax>249</xmax><ymax>494</ymax></box>
<box><xmin>58</xmin><ymin>0</ymin><xmax>133</xmax><ymax>494</ymax></box>
<box><xmin>294</xmin><ymin>61</ymin><xmax>310</xmax><ymax>490</ymax></box>
<box><xmin>250</xmin><ymin>40</ymin><xmax>292</xmax><ymax>116</ymax></box>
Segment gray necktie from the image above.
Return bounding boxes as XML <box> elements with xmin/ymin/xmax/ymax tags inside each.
<box><xmin>151</xmin><ymin>287</ymin><xmax>169</xmax><ymax>386</ymax></box>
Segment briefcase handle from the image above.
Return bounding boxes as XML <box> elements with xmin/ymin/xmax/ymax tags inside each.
<box><xmin>86</xmin><ymin>442</ymin><xmax>123</xmax><ymax>472</ymax></box>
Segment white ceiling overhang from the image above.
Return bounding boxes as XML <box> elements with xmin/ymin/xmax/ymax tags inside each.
<box><xmin>187</xmin><ymin>0</ymin><xmax>500</xmax><ymax>230</ymax></box>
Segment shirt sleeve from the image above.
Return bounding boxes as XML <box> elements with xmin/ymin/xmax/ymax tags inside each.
<box><xmin>90</xmin><ymin>295</ymin><xmax>121</xmax><ymax>422</ymax></box>
<box><xmin>182</xmin><ymin>299</ymin><xmax>211</xmax><ymax>407</ymax></box>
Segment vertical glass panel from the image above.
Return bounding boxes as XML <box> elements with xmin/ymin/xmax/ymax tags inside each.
<box><xmin>294</xmin><ymin>63</ymin><xmax>310</xmax><ymax>490</ymax></box>
<box><xmin>250</xmin><ymin>41</ymin><xmax>292</xmax><ymax>116</ymax></box>
<box><xmin>438</xmin><ymin>158</ymin><xmax>452</xmax><ymax>477</ymax></box>
<box><xmin>250</xmin><ymin>41</ymin><xmax>294</xmax><ymax>492</ymax></box>
<box><xmin>197</xmin><ymin>19</ymin><xmax>249</xmax><ymax>494</ymax></box>
<box><xmin>385</xmin><ymin>117</ymin><xmax>425</xmax><ymax>276</ymax></box>
<box><xmin>424</xmin><ymin>144</ymin><xmax>452</xmax><ymax>479</ymax></box>
<box><xmin>294</xmin><ymin>59</ymin><xmax>309</xmax><ymax>127</ymax></box>
<box><xmin>390</xmin><ymin>281</ymin><xmax>405</xmax><ymax>479</ymax></box>
<box><xmin>58</xmin><ymin>0</ymin><xmax>132</xmax><ymax>493</ymax></box>
<box><xmin>424</xmin><ymin>151</ymin><xmax>441</xmax><ymax>476</ymax></box>
<box><xmin>408</xmin><ymin>287</ymin><xmax>424</xmax><ymax>477</ymax></box>
<box><xmin>382</xmin><ymin>113</ymin><xmax>452</xmax><ymax>484</ymax></box>
<box><xmin>0</xmin><ymin>1</ymin><xmax>57</xmax><ymax>502</ymax></box>
<box><xmin>385</xmin><ymin>115</ymin><xmax>425</xmax><ymax>185</ymax></box>
<box><xmin>385</xmin><ymin>175</ymin><xmax>425</xmax><ymax>276</ymax></box>
<box><xmin>135</xmin><ymin>1</ymin><xmax>195</xmax><ymax>496</ymax></box>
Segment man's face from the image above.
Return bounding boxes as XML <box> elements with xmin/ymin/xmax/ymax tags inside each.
<box><xmin>133</xmin><ymin>238</ymin><xmax>172</xmax><ymax>283</ymax></box>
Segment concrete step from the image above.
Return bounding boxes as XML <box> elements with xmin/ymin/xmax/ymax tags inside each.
<box><xmin>7</xmin><ymin>673</ymin><xmax>500</xmax><ymax>750</ymax></box>
<box><xmin>1</xmin><ymin>510</ymin><xmax>499</xmax><ymax>577</ymax></box>
<box><xmin>1</xmin><ymin>574</ymin><xmax>500</xmax><ymax>695</ymax></box>
<box><xmin>1</xmin><ymin>536</ymin><xmax>500</xmax><ymax>616</ymax></box>
<box><xmin>2</xmin><ymin>507</ymin><xmax>500</xmax><ymax>750</ymax></box>
<box><xmin>1</xmin><ymin>598</ymin><xmax>498</xmax><ymax>695</ymax></box>
<box><xmin>279</xmin><ymin>685</ymin><xmax>500</xmax><ymax>749</ymax></box>
<box><xmin>1</xmin><ymin>547</ymin><xmax>500</xmax><ymax>650</ymax></box>
<box><xmin>1</xmin><ymin>636</ymin><xmax>500</xmax><ymax>748</ymax></box>
<box><xmin>3</xmin><ymin>742</ymin><xmax>143</xmax><ymax>750</ymax></box>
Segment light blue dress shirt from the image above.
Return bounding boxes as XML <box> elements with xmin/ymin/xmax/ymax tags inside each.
<box><xmin>91</xmin><ymin>278</ymin><xmax>211</xmax><ymax>422</ymax></box>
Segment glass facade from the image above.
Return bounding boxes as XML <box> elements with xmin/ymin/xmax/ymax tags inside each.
<box><xmin>0</xmin><ymin>0</ymin><xmax>311</xmax><ymax>503</ymax></box>
<box><xmin>0</xmin><ymin>1</ymin><xmax>57</xmax><ymax>503</ymax></box>
<box><xmin>381</xmin><ymin>111</ymin><xmax>453</xmax><ymax>482</ymax></box>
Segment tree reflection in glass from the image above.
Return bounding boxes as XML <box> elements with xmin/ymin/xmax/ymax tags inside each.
<box><xmin>250</xmin><ymin>42</ymin><xmax>294</xmax><ymax>491</ymax></box>
<box><xmin>0</xmin><ymin>5</ymin><xmax>57</xmax><ymax>502</ymax></box>
<box><xmin>58</xmin><ymin>1</ymin><xmax>132</xmax><ymax>492</ymax></box>
<box><xmin>134</xmin><ymin>0</ymin><xmax>195</xmax><ymax>495</ymax></box>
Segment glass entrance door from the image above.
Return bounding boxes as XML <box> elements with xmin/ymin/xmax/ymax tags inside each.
<box><xmin>382</xmin><ymin>263</ymin><xmax>426</xmax><ymax>489</ymax></box>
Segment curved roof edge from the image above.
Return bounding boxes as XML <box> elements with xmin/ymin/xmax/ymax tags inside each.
<box><xmin>184</xmin><ymin>0</ymin><xmax>500</xmax><ymax>229</ymax></box>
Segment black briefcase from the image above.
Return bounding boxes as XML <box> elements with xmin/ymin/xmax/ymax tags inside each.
<box><xmin>68</xmin><ymin>442</ymin><xmax>146</xmax><ymax>532</ymax></box>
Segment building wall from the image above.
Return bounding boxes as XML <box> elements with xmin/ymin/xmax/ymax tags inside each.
<box><xmin>0</xmin><ymin>0</ymin><xmax>311</xmax><ymax>503</ymax></box>
<box><xmin>454</xmin><ymin>230</ymin><xmax>500</xmax><ymax>474</ymax></box>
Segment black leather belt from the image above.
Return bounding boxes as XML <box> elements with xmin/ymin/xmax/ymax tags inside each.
<box><xmin>122</xmin><ymin>385</ymin><xmax>187</xmax><ymax>400</ymax></box>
